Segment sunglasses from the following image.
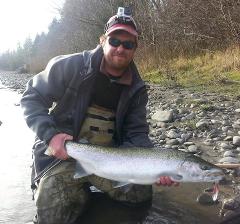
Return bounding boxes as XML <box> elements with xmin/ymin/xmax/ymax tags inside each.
<box><xmin>108</xmin><ymin>37</ymin><xmax>136</xmax><ymax>50</ymax></box>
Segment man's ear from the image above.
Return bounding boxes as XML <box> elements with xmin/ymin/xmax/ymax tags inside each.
<box><xmin>99</xmin><ymin>35</ymin><xmax>107</xmax><ymax>46</ymax></box>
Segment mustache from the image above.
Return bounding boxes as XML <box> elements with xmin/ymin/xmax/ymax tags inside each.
<box><xmin>113</xmin><ymin>53</ymin><xmax>127</xmax><ymax>57</ymax></box>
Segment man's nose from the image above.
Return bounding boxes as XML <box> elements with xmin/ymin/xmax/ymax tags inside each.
<box><xmin>116</xmin><ymin>44</ymin><xmax>125</xmax><ymax>52</ymax></box>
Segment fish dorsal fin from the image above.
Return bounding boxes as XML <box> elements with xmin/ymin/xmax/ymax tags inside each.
<box><xmin>74</xmin><ymin>162</ymin><xmax>92</xmax><ymax>179</ymax></box>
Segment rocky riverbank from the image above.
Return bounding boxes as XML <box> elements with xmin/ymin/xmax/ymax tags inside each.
<box><xmin>146</xmin><ymin>84</ymin><xmax>240</xmax><ymax>222</ymax></box>
<box><xmin>0</xmin><ymin>70</ymin><xmax>33</xmax><ymax>93</ymax></box>
<box><xmin>0</xmin><ymin>70</ymin><xmax>240</xmax><ymax>223</ymax></box>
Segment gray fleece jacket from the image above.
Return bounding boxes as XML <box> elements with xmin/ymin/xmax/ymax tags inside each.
<box><xmin>21</xmin><ymin>45</ymin><xmax>153</xmax><ymax>183</ymax></box>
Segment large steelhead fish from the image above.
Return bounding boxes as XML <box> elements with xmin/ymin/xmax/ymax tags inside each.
<box><xmin>65</xmin><ymin>141</ymin><xmax>224</xmax><ymax>185</ymax></box>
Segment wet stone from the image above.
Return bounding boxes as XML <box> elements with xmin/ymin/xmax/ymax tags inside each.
<box><xmin>156</xmin><ymin>121</ymin><xmax>167</xmax><ymax>128</ymax></box>
<box><xmin>183</xmin><ymin>141</ymin><xmax>194</xmax><ymax>146</ymax></box>
<box><xmin>222</xmin><ymin>197</ymin><xmax>240</xmax><ymax>210</ymax></box>
<box><xmin>196</xmin><ymin>193</ymin><xmax>215</xmax><ymax>205</ymax></box>
<box><xmin>187</xmin><ymin>145</ymin><xmax>199</xmax><ymax>153</ymax></box>
<box><xmin>224</xmin><ymin>136</ymin><xmax>233</xmax><ymax>141</ymax></box>
<box><xmin>178</xmin><ymin>148</ymin><xmax>188</xmax><ymax>152</ymax></box>
<box><xmin>166</xmin><ymin>139</ymin><xmax>179</xmax><ymax>145</ymax></box>
<box><xmin>233</xmin><ymin>136</ymin><xmax>240</xmax><ymax>146</ymax></box>
<box><xmin>181</xmin><ymin>133</ymin><xmax>192</xmax><ymax>141</ymax></box>
<box><xmin>166</xmin><ymin>130</ymin><xmax>180</xmax><ymax>139</ymax></box>
<box><xmin>151</xmin><ymin>110</ymin><xmax>173</xmax><ymax>122</ymax></box>
<box><xmin>222</xmin><ymin>120</ymin><xmax>230</xmax><ymax>126</ymax></box>
<box><xmin>196</xmin><ymin>120</ymin><xmax>209</xmax><ymax>130</ymax></box>
<box><xmin>176</xmin><ymin>138</ymin><xmax>184</xmax><ymax>144</ymax></box>
<box><xmin>204</xmin><ymin>139</ymin><xmax>214</xmax><ymax>146</ymax></box>
<box><xmin>220</xmin><ymin>142</ymin><xmax>233</xmax><ymax>150</ymax></box>
<box><xmin>222</xmin><ymin>126</ymin><xmax>230</xmax><ymax>132</ymax></box>
<box><xmin>227</xmin><ymin>130</ymin><xmax>235</xmax><ymax>135</ymax></box>
<box><xmin>211</xmin><ymin>119</ymin><xmax>221</xmax><ymax>125</ymax></box>
<box><xmin>232</xmin><ymin>124</ymin><xmax>240</xmax><ymax>129</ymax></box>
<box><xmin>223</xmin><ymin>151</ymin><xmax>236</xmax><ymax>158</ymax></box>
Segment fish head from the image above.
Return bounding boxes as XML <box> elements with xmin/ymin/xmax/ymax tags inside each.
<box><xmin>177</xmin><ymin>154</ymin><xmax>224</xmax><ymax>182</ymax></box>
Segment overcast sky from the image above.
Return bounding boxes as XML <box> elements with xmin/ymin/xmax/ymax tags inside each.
<box><xmin>0</xmin><ymin>0</ymin><xmax>64</xmax><ymax>53</ymax></box>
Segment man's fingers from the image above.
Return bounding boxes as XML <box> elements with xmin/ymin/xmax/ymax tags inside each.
<box><xmin>53</xmin><ymin>149</ymin><xmax>69</xmax><ymax>160</ymax></box>
<box><xmin>64</xmin><ymin>134</ymin><xmax>73</xmax><ymax>141</ymax></box>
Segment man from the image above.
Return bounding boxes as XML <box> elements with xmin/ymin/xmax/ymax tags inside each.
<box><xmin>21</xmin><ymin>7</ymin><xmax>176</xmax><ymax>224</ymax></box>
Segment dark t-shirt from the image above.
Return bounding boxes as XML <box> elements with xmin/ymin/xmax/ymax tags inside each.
<box><xmin>91</xmin><ymin>72</ymin><xmax>124</xmax><ymax>111</ymax></box>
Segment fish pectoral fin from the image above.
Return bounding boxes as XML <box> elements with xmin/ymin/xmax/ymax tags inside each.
<box><xmin>73</xmin><ymin>162</ymin><xmax>92</xmax><ymax>179</ymax></box>
<box><xmin>170</xmin><ymin>174</ymin><xmax>183</xmax><ymax>181</ymax></box>
<box><xmin>159</xmin><ymin>173</ymin><xmax>183</xmax><ymax>181</ymax></box>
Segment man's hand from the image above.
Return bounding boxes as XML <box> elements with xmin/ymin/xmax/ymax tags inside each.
<box><xmin>156</xmin><ymin>176</ymin><xmax>180</xmax><ymax>187</ymax></box>
<box><xmin>48</xmin><ymin>133</ymin><xmax>73</xmax><ymax>160</ymax></box>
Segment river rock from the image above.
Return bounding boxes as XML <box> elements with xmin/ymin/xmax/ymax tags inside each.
<box><xmin>175</xmin><ymin>97</ymin><xmax>184</xmax><ymax>104</ymax></box>
<box><xmin>166</xmin><ymin>130</ymin><xmax>180</xmax><ymax>139</ymax></box>
<box><xmin>211</xmin><ymin>119</ymin><xmax>221</xmax><ymax>125</ymax></box>
<box><xmin>196</xmin><ymin>120</ymin><xmax>209</xmax><ymax>130</ymax></box>
<box><xmin>151</xmin><ymin>110</ymin><xmax>173</xmax><ymax>122</ymax></box>
<box><xmin>224</xmin><ymin>136</ymin><xmax>233</xmax><ymax>141</ymax></box>
<box><xmin>196</xmin><ymin>193</ymin><xmax>215</xmax><ymax>205</ymax></box>
<box><xmin>187</xmin><ymin>145</ymin><xmax>199</xmax><ymax>153</ymax></box>
<box><xmin>156</xmin><ymin>121</ymin><xmax>167</xmax><ymax>128</ymax></box>
<box><xmin>222</xmin><ymin>197</ymin><xmax>240</xmax><ymax>210</ymax></box>
<box><xmin>233</xmin><ymin>123</ymin><xmax>240</xmax><ymax>129</ymax></box>
<box><xmin>166</xmin><ymin>139</ymin><xmax>179</xmax><ymax>145</ymax></box>
<box><xmin>181</xmin><ymin>133</ymin><xmax>192</xmax><ymax>141</ymax></box>
<box><xmin>218</xmin><ymin>157</ymin><xmax>239</xmax><ymax>164</ymax></box>
<box><xmin>223</xmin><ymin>151</ymin><xmax>236</xmax><ymax>158</ymax></box>
<box><xmin>222</xmin><ymin>126</ymin><xmax>230</xmax><ymax>132</ymax></box>
<box><xmin>183</xmin><ymin>141</ymin><xmax>194</xmax><ymax>146</ymax></box>
<box><xmin>220</xmin><ymin>142</ymin><xmax>233</xmax><ymax>150</ymax></box>
<box><xmin>185</xmin><ymin>112</ymin><xmax>196</xmax><ymax>120</ymax></box>
<box><xmin>204</xmin><ymin>139</ymin><xmax>214</xmax><ymax>146</ymax></box>
<box><xmin>235</xmin><ymin>109</ymin><xmax>240</xmax><ymax>113</ymax></box>
<box><xmin>222</xmin><ymin>120</ymin><xmax>230</xmax><ymax>126</ymax></box>
<box><xmin>233</xmin><ymin>136</ymin><xmax>240</xmax><ymax>146</ymax></box>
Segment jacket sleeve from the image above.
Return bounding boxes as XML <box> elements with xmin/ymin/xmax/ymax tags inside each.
<box><xmin>121</xmin><ymin>87</ymin><xmax>154</xmax><ymax>148</ymax></box>
<box><xmin>20</xmin><ymin>56</ymin><xmax>72</xmax><ymax>143</ymax></box>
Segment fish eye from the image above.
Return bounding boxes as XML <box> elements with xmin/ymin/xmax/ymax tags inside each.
<box><xmin>201</xmin><ymin>165</ymin><xmax>210</xmax><ymax>170</ymax></box>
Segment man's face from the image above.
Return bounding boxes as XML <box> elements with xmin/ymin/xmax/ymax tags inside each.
<box><xmin>102</xmin><ymin>31</ymin><xmax>137</xmax><ymax>74</ymax></box>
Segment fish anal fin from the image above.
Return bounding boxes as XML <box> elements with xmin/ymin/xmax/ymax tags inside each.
<box><xmin>74</xmin><ymin>162</ymin><xmax>92</xmax><ymax>179</ymax></box>
<box><xmin>111</xmin><ymin>181</ymin><xmax>133</xmax><ymax>193</ymax></box>
<box><xmin>112</xmin><ymin>181</ymin><xmax>130</xmax><ymax>188</ymax></box>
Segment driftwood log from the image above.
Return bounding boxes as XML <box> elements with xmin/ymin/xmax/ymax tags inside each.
<box><xmin>215</xmin><ymin>164</ymin><xmax>240</xmax><ymax>169</ymax></box>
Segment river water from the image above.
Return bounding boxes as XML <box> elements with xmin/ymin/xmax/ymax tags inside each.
<box><xmin>0</xmin><ymin>85</ymin><xmax>35</xmax><ymax>223</ymax></box>
<box><xmin>0</xmin><ymin>84</ymin><xmax>223</xmax><ymax>224</ymax></box>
